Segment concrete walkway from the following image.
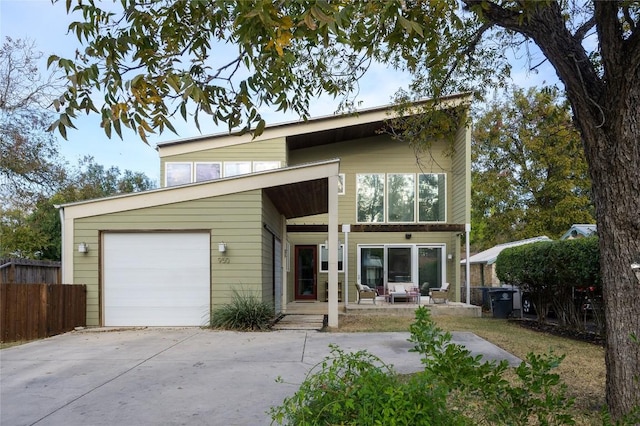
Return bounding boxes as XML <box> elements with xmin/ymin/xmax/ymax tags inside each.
<box><xmin>0</xmin><ymin>328</ymin><xmax>521</xmax><ymax>426</ymax></box>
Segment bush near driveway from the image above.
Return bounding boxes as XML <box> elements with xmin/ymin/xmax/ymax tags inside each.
<box><xmin>210</xmin><ymin>289</ymin><xmax>275</xmax><ymax>331</ymax></box>
<box><xmin>271</xmin><ymin>308</ymin><xmax>576</xmax><ymax>426</ymax></box>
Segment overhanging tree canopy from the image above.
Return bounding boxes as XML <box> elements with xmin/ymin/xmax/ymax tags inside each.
<box><xmin>50</xmin><ymin>0</ymin><xmax>639</xmax><ymax>418</ymax></box>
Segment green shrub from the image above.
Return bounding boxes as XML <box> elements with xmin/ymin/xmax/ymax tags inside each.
<box><xmin>496</xmin><ymin>237</ymin><xmax>602</xmax><ymax>330</ymax></box>
<box><xmin>270</xmin><ymin>307</ymin><xmax>575</xmax><ymax>425</ymax></box>
<box><xmin>210</xmin><ymin>289</ymin><xmax>275</xmax><ymax>331</ymax></box>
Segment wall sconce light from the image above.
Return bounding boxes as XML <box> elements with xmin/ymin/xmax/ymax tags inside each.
<box><xmin>405</xmin><ymin>233</ymin><xmax>412</xmax><ymax>240</ymax></box>
<box><xmin>218</xmin><ymin>242</ymin><xmax>227</xmax><ymax>253</ymax></box>
<box><xmin>78</xmin><ymin>242</ymin><xmax>89</xmax><ymax>253</ymax></box>
<box><xmin>447</xmin><ymin>253</ymin><xmax>453</xmax><ymax>260</ymax></box>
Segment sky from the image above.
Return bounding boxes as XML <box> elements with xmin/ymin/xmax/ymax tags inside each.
<box><xmin>1</xmin><ymin>0</ymin><xmax>560</xmax><ymax>185</ymax></box>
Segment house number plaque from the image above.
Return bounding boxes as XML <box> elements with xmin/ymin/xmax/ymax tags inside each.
<box><xmin>218</xmin><ymin>257</ymin><xmax>230</xmax><ymax>264</ymax></box>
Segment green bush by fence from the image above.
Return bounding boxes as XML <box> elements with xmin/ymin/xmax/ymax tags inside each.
<box><xmin>495</xmin><ymin>237</ymin><xmax>602</xmax><ymax>331</ymax></box>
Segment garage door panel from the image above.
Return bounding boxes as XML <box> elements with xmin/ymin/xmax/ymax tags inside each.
<box><xmin>104</xmin><ymin>233</ymin><xmax>210</xmax><ymax>326</ymax></box>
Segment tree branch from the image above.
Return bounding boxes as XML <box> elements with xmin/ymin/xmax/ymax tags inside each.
<box><xmin>574</xmin><ymin>16</ymin><xmax>596</xmax><ymax>41</ymax></box>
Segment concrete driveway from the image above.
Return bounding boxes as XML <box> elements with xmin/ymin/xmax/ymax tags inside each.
<box><xmin>0</xmin><ymin>328</ymin><xmax>521</xmax><ymax>426</ymax></box>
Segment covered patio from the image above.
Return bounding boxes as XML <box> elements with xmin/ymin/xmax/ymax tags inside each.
<box><xmin>284</xmin><ymin>300</ymin><xmax>482</xmax><ymax>318</ymax></box>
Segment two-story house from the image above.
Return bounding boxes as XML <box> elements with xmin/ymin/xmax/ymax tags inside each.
<box><xmin>59</xmin><ymin>94</ymin><xmax>471</xmax><ymax>328</ymax></box>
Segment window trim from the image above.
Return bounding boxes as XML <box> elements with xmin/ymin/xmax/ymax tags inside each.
<box><xmin>387</xmin><ymin>173</ymin><xmax>416</xmax><ymax>223</ymax></box>
<box><xmin>355</xmin><ymin>173</ymin><xmax>386</xmax><ymax>223</ymax></box>
<box><xmin>223</xmin><ymin>161</ymin><xmax>252</xmax><ymax>177</ymax></box>
<box><xmin>355</xmin><ymin>172</ymin><xmax>447</xmax><ymax>224</ymax></box>
<box><xmin>165</xmin><ymin>162</ymin><xmax>193</xmax><ymax>187</ymax></box>
<box><xmin>194</xmin><ymin>161</ymin><xmax>222</xmax><ymax>182</ymax></box>
<box><xmin>253</xmin><ymin>161</ymin><xmax>281</xmax><ymax>172</ymax></box>
<box><xmin>318</xmin><ymin>243</ymin><xmax>345</xmax><ymax>273</ymax></box>
<box><xmin>356</xmin><ymin>243</ymin><xmax>447</xmax><ymax>291</ymax></box>
<box><xmin>417</xmin><ymin>173</ymin><xmax>447</xmax><ymax>223</ymax></box>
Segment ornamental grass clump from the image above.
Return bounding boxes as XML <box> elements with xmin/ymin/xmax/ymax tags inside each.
<box><xmin>210</xmin><ymin>289</ymin><xmax>274</xmax><ymax>331</ymax></box>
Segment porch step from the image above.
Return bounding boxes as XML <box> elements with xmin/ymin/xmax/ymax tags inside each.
<box><xmin>272</xmin><ymin>314</ymin><xmax>326</xmax><ymax>331</ymax></box>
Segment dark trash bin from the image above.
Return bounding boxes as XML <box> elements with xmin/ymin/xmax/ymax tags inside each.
<box><xmin>489</xmin><ymin>289</ymin><xmax>516</xmax><ymax>319</ymax></box>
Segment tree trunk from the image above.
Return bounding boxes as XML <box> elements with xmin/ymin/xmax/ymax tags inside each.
<box><xmin>516</xmin><ymin>6</ymin><xmax>640</xmax><ymax>417</ymax></box>
<box><xmin>594</xmin><ymin>84</ymin><xmax>640</xmax><ymax>417</ymax></box>
<box><xmin>566</xmin><ymin>55</ymin><xmax>640</xmax><ymax>418</ymax></box>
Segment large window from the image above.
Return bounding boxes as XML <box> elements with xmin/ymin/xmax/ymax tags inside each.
<box><xmin>358</xmin><ymin>245</ymin><xmax>446</xmax><ymax>295</ymax></box>
<box><xmin>388</xmin><ymin>174</ymin><xmax>415</xmax><ymax>222</ymax></box>
<box><xmin>419</xmin><ymin>173</ymin><xmax>446</xmax><ymax>222</ymax></box>
<box><xmin>356</xmin><ymin>174</ymin><xmax>385</xmax><ymax>222</ymax></box>
<box><xmin>356</xmin><ymin>173</ymin><xmax>446</xmax><ymax>223</ymax></box>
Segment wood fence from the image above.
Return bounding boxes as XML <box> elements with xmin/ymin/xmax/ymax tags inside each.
<box><xmin>0</xmin><ymin>258</ymin><xmax>61</xmax><ymax>284</ymax></box>
<box><xmin>1</xmin><ymin>284</ymin><xmax>86</xmax><ymax>343</ymax></box>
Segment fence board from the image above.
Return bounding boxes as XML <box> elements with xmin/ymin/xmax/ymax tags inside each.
<box><xmin>0</xmin><ymin>283</ymin><xmax>86</xmax><ymax>343</ymax></box>
<box><xmin>0</xmin><ymin>258</ymin><xmax>61</xmax><ymax>285</ymax></box>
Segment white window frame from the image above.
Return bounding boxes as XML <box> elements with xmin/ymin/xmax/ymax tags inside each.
<box><xmin>224</xmin><ymin>161</ymin><xmax>252</xmax><ymax>177</ymax></box>
<box><xmin>319</xmin><ymin>243</ymin><xmax>345</xmax><ymax>273</ymax></box>
<box><xmin>338</xmin><ymin>173</ymin><xmax>345</xmax><ymax>195</ymax></box>
<box><xmin>356</xmin><ymin>244</ymin><xmax>447</xmax><ymax>291</ymax></box>
<box><xmin>387</xmin><ymin>173</ymin><xmax>416</xmax><ymax>223</ymax></box>
<box><xmin>165</xmin><ymin>162</ymin><xmax>192</xmax><ymax>187</ymax></box>
<box><xmin>417</xmin><ymin>173</ymin><xmax>447</xmax><ymax>223</ymax></box>
<box><xmin>355</xmin><ymin>173</ymin><xmax>385</xmax><ymax>223</ymax></box>
<box><xmin>194</xmin><ymin>162</ymin><xmax>222</xmax><ymax>182</ymax></box>
<box><xmin>253</xmin><ymin>161</ymin><xmax>281</xmax><ymax>172</ymax></box>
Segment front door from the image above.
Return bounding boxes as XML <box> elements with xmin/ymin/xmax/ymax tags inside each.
<box><xmin>295</xmin><ymin>245</ymin><xmax>317</xmax><ymax>300</ymax></box>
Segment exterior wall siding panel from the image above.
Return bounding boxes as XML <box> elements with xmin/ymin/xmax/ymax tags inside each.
<box><xmin>73</xmin><ymin>190</ymin><xmax>263</xmax><ymax>326</ymax></box>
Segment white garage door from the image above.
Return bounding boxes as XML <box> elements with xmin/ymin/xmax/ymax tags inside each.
<box><xmin>103</xmin><ymin>232</ymin><xmax>210</xmax><ymax>326</ymax></box>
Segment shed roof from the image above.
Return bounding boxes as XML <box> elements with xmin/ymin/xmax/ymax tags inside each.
<box><xmin>156</xmin><ymin>93</ymin><xmax>472</xmax><ymax>157</ymax></box>
<box><xmin>560</xmin><ymin>224</ymin><xmax>597</xmax><ymax>240</ymax></box>
<box><xmin>461</xmin><ymin>236</ymin><xmax>551</xmax><ymax>265</ymax></box>
<box><xmin>59</xmin><ymin>159</ymin><xmax>340</xmax><ymax>220</ymax></box>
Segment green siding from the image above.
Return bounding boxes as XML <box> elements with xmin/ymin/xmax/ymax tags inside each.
<box><xmin>288</xmin><ymin>134</ymin><xmax>453</xmax><ymax>226</ymax></box>
<box><xmin>261</xmin><ymin>193</ymin><xmax>284</xmax><ymax>307</ymax></box>
<box><xmin>451</xmin><ymin>118</ymin><xmax>471</xmax><ymax>225</ymax></box>
<box><xmin>287</xmin><ymin>231</ymin><xmax>459</xmax><ymax>303</ymax></box>
<box><xmin>73</xmin><ymin>190</ymin><xmax>264</xmax><ymax>326</ymax></box>
<box><xmin>160</xmin><ymin>138</ymin><xmax>286</xmax><ymax>185</ymax></box>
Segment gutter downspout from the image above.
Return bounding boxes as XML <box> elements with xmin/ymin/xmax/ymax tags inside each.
<box><xmin>58</xmin><ymin>206</ymin><xmax>65</xmax><ymax>282</ymax></box>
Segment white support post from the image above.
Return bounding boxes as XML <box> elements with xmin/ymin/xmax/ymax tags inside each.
<box><xmin>342</xmin><ymin>224</ymin><xmax>350</xmax><ymax>307</ymax></box>
<box><xmin>465</xmin><ymin>223</ymin><xmax>471</xmax><ymax>305</ymax></box>
<box><xmin>327</xmin><ymin>174</ymin><xmax>339</xmax><ymax>327</ymax></box>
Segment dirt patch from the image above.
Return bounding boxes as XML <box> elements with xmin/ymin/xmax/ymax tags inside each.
<box><xmin>511</xmin><ymin>318</ymin><xmax>605</xmax><ymax>346</ymax></box>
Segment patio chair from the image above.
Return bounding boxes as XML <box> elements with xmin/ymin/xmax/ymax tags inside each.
<box><xmin>429</xmin><ymin>282</ymin><xmax>450</xmax><ymax>304</ymax></box>
<box><xmin>355</xmin><ymin>283</ymin><xmax>377</xmax><ymax>304</ymax></box>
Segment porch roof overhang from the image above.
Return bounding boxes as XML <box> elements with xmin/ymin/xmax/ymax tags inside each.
<box><xmin>264</xmin><ymin>179</ymin><xmax>328</xmax><ymax>219</ymax></box>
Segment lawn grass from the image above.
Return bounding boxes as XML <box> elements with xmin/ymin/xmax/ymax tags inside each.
<box><xmin>336</xmin><ymin>313</ymin><xmax>605</xmax><ymax>425</ymax></box>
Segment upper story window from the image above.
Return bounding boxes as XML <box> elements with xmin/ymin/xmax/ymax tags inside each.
<box><xmin>253</xmin><ymin>161</ymin><xmax>280</xmax><ymax>172</ymax></box>
<box><xmin>224</xmin><ymin>161</ymin><xmax>252</xmax><ymax>177</ymax></box>
<box><xmin>388</xmin><ymin>174</ymin><xmax>415</xmax><ymax>223</ymax></box>
<box><xmin>356</xmin><ymin>173</ymin><xmax>446</xmax><ymax>223</ymax></box>
<box><xmin>356</xmin><ymin>173</ymin><xmax>385</xmax><ymax>222</ymax></box>
<box><xmin>418</xmin><ymin>173</ymin><xmax>446</xmax><ymax>222</ymax></box>
<box><xmin>195</xmin><ymin>162</ymin><xmax>222</xmax><ymax>182</ymax></box>
<box><xmin>165</xmin><ymin>161</ymin><xmax>281</xmax><ymax>186</ymax></box>
<box><xmin>165</xmin><ymin>162</ymin><xmax>192</xmax><ymax>186</ymax></box>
